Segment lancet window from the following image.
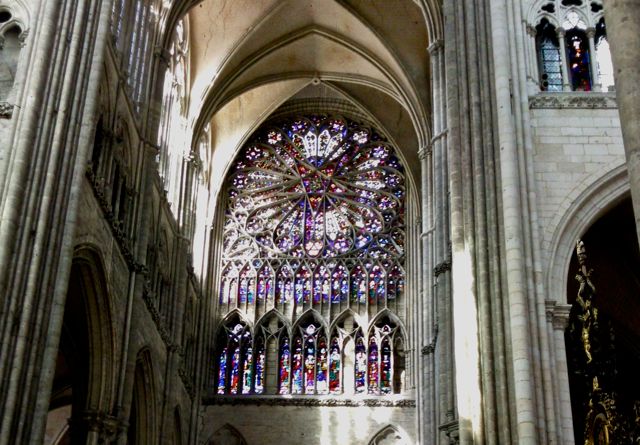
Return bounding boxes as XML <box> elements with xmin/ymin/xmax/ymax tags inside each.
<box><xmin>531</xmin><ymin>0</ymin><xmax>613</xmax><ymax>92</ymax></box>
<box><xmin>213</xmin><ymin>114</ymin><xmax>408</xmax><ymax>397</ymax></box>
<box><xmin>158</xmin><ymin>19</ymin><xmax>189</xmax><ymax>209</ymax></box>
<box><xmin>110</xmin><ymin>0</ymin><xmax>155</xmax><ymax>109</ymax></box>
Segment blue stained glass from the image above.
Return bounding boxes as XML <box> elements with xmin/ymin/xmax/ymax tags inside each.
<box><xmin>242</xmin><ymin>347</ymin><xmax>253</xmax><ymax>394</ymax></box>
<box><xmin>277</xmin><ymin>267</ymin><xmax>293</xmax><ymax>303</ymax></box>
<box><xmin>351</xmin><ymin>265</ymin><xmax>367</xmax><ymax>304</ymax></box>
<box><xmin>239</xmin><ymin>277</ymin><xmax>248</xmax><ymax>303</ymax></box>
<box><xmin>292</xmin><ymin>338</ymin><xmax>303</xmax><ymax>394</ymax></box>
<box><xmin>279</xmin><ymin>338</ymin><xmax>291</xmax><ymax>394</ymax></box>
<box><xmin>217</xmin><ymin>347</ymin><xmax>228</xmax><ymax>394</ymax></box>
<box><xmin>369</xmin><ymin>265</ymin><xmax>385</xmax><ymax>304</ymax></box>
<box><xmin>355</xmin><ymin>336</ymin><xmax>366</xmax><ymax>393</ymax></box>
<box><xmin>387</xmin><ymin>265</ymin><xmax>403</xmax><ymax>300</ymax></box>
<box><xmin>229</xmin><ymin>345</ymin><xmax>240</xmax><ymax>394</ymax></box>
<box><xmin>329</xmin><ymin>338</ymin><xmax>341</xmax><ymax>393</ymax></box>
<box><xmin>317</xmin><ymin>337</ymin><xmax>328</xmax><ymax>394</ymax></box>
<box><xmin>293</xmin><ymin>265</ymin><xmax>312</xmax><ymax>303</ymax></box>
<box><xmin>314</xmin><ymin>266</ymin><xmax>330</xmax><ymax>303</ymax></box>
<box><xmin>304</xmin><ymin>337</ymin><xmax>316</xmax><ymax>394</ymax></box>
<box><xmin>257</xmin><ymin>267</ymin><xmax>272</xmax><ymax>301</ymax></box>
<box><xmin>368</xmin><ymin>338</ymin><xmax>379</xmax><ymax>394</ymax></box>
<box><xmin>331</xmin><ymin>264</ymin><xmax>349</xmax><ymax>303</ymax></box>
<box><xmin>255</xmin><ymin>341</ymin><xmax>265</xmax><ymax>394</ymax></box>
<box><xmin>217</xmin><ymin>115</ymin><xmax>407</xmax><ymax>396</ymax></box>
<box><xmin>381</xmin><ymin>337</ymin><xmax>392</xmax><ymax>394</ymax></box>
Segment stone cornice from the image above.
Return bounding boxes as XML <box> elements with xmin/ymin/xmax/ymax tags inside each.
<box><xmin>529</xmin><ymin>92</ymin><xmax>617</xmax><ymax>109</ymax></box>
<box><xmin>204</xmin><ymin>396</ymin><xmax>416</xmax><ymax>408</ymax></box>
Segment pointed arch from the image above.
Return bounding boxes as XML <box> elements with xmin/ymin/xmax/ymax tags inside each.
<box><xmin>368</xmin><ymin>424</ymin><xmax>410</xmax><ymax>445</ymax></box>
<box><xmin>68</xmin><ymin>246</ymin><xmax>118</xmax><ymax>411</ymax></box>
<box><xmin>207</xmin><ymin>423</ymin><xmax>247</xmax><ymax>445</ymax></box>
<box><xmin>547</xmin><ymin>165</ymin><xmax>629</xmax><ymax>304</ymax></box>
<box><xmin>292</xmin><ymin>309</ymin><xmax>327</xmax><ymax>334</ymax></box>
<box><xmin>128</xmin><ymin>349</ymin><xmax>158</xmax><ymax>445</ymax></box>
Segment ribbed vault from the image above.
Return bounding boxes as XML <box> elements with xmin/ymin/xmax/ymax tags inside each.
<box><xmin>173</xmin><ymin>0</ymin><xmax>440</xmax><ymax>196</ymax></box>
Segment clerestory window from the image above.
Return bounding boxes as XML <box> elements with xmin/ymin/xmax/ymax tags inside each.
<box><xmin>531</xmin><ymin>0</ymin><xmax>613</xmax><ymax>92</ymax></box>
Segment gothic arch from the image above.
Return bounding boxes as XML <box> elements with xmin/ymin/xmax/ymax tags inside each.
<box><xmin>368</xmin><ymin>424</ymin><xmax>410</xmax><ymax>445</ymax></box>
<box><xmin>46</xmin><ymin>246</ymin><xmax>117</xmax><ymax>443</ymax></box>
<box><xmin>546</xmin><ymin>164</ymin><xmax>629</xmax><ymax>304</ymax></box>
<box><xmin>67</xmin><ymin>246</ymin><xmax>118</xmax><ymax>411</ymax></box>
<box><xmin>255</xmin><ymin>308</ymin><xmax>291</xmax><ymax>334</ymax></box>
<box><xmin>127</xmin><ymin>348</ymin><xmax>158</xmax><ymax>445</ymax></box>
<box><xmin>207</xmin><ymin>423</ymin><xmax>247</xmax><ymax>445</ymax></box>
<box><xmin>369</xmin><ymin>309</ymin><xmax>408</xmax><ymax>342</ymax></box>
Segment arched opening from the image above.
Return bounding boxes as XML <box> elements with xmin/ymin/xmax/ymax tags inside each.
<box><xmin>127</xmin><ymin>350</ymin><xmax>157</xmax><ymax>445</ymax></box>
<box><xmin>207</xmin><ymin>423</ymin><xmax>247</xmax><ymax>445</ymax></box>
<box><xmin>536</xmin><ymin>18</ymin><xmax>562</xmax><ymax>91</ymax></box>
<box><xmin>368</xmin><ymin>425</ymin><xmax>410</xmax><ymax>445</ymax></box>
<box><xmin>44</xmin><ymin>252</ymin><xmax>116</xmax><ymax>444</ymax></box>
<box><xmin>565</xmin><ymin>197</ymin><xmax>640</xmax><ymax>443</ymax></box>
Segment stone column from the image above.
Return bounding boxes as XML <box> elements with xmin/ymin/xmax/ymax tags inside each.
<box><xmin>526</xmin><ymin>25</ymin><xmax>541</xmax><ymax>94</ymax></box>
<box><xmin>586</xmin><ymin>28</ymin><xmax>600</xmax><ymax>91</ymax></box>
<box><xmin>604</xmin><ymin>0</ymin><xmax>640</xmax><ymax>244</ymax></box>
<box><xmin>557</xmin><ymin>28</ymin><xmax>572</xmax><ymax>91</ymax></box>
<box><xmin>0</xmin><ymin>0</ymin><xmax>113</xmax><ymax>443</ymax></box>
<box><xmin>549</xmin><ymin>304</ymin><xmax>575</xmax><ymax>445</ymax></box>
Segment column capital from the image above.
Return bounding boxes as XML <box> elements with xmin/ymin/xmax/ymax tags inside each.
<box><xmin>69</xmin><ymin>410</ymin><xmax>127</xmax><ymax>441</ymax></box>
<box><xmin>586</xmin><ymin>27</ymin><xmax>596</xmax><ymax>39</ymax></box>
<box><xmin>427</xmin><ymin>39</ymin><xmax>444</xmax><ymax>56</ymax></box>
<box><xmin>545</xmin><ymin>300</ymin><xmax>572</xmax><ymax>330</ymax></box>
<box><xmin>556</xmin><ymin>27</ymin><xmax>566</xmax><ymax>38</ymax></box>
<box><xmin>526</xmin><ymin>24</ymin><xmax>537</xmax><ymax>37</ymax></box>
<box><xmin>418</xmin><ymin>145</ymin><xmax>432</xmax><ymax>160</ymax></box>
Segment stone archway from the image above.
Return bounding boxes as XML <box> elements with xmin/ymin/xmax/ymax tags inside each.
<box><xmin>127</xmin><ymin>349</ymin><xmax>158</xmax><ymax>445</ymax></box>
<box><xmin>207</xmin><ymin>423</ymin><xmax>247</xmax><ymax>445</ymax></box>
<box><xmin>368</xmin><ymin>425</ymin><xmax>410</xmax><ymax>445</ymax></box>
<box><xmin>45</xmin><ymin>247</ymin><xmax>118</xmax><ymax>444</ymax></box>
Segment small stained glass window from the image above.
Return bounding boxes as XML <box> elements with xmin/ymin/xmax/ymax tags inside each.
<box><xmin>536</xmin><ymin>19</ymin><xmax>563</xmax><ymax>91</ymax></box>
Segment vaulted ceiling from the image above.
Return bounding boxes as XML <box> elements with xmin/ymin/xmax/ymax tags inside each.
<box><xmin>179</xmin><ymin>0</ymin><xmax>441</xmax><ymax>193</ymax></box>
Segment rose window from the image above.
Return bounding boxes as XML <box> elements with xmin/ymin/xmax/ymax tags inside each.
<box><xmin>219</xmin><ymin>115</ymin><xmax>405</xmax><ymax>307</ymax></box>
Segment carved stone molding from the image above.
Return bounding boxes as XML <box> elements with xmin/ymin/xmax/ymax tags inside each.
<box><xmin>0</xmin><ymin>102</ymin><xmax>14</xmax><ymax>119</ymax></box>
<box><xmin>529</xmin><ymin>93</ymin><xmax>617</xmax><ymax>109</ymax></box>
<box><xmin>438</xmin><ymin>411</ymin><xmax>460</xmax><ymax>445</ymax></box>
<box><xmin>69</xmin><ymin>410</ymin><xmax>125</xmax><ymax>441</ymax></box>
<box><xmin>421</xmin><ymin>323</ymin><xmax>439</xmax><ymax>356</ymax></box>
<box><xmin>434</xmin><ymin>259</ymin><xmax>452</xmax><ymax>277</ymax></box>
<box><xmin>204</xmin><ymin>396</ymin><xmax>416</xmax><ymax>408</ymax></box>
<box><xmin>178</xmin><ymin>367</ymin><xmax>196</xmax><ymax>400</ymax></box>
<box><xmin>545</xmin><ymin>301</ymin><xmax>572</xmax><ymax>330</ymax></box>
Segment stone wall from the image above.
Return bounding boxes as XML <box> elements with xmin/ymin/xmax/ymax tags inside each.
<box><xmin>200</xmin><ymin>403</ymin><xmax>416</xmax><ymax>445</ymax></box>
<box><xmin>530</xmin><ymin>94</ymin><xmax>626</xmax><ymax>275</ymax></box>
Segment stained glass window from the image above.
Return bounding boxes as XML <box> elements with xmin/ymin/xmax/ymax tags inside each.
<box><xmin>566</xmin><ymin>29</ymin><xmax>591</xmax><ymax>91</ymax></box>
<box><xmin>254</xmin><ymin>339</ymin><xmax>265</xmax><ymax>394</ymax></box>
<box><xmin>355</xmin><ymin>335</ymin><xmax>367</xmax><ymax>394</ymax></box>
<box><xmin>215</xmin><ymin>323</ymin><xmax>252</xmax><ymax>395</ymax></box>
<box><xmin>536</xmin><ymin>19</ymin><xmax>563</xmax><ymax>91</ymax></box>
<box><xmin>292</xmin><ymin>337</ymin><xmax>303</xmax><ymax>394</ymax></box>
<box><xmin>279</xmin><ymin>338</ymin><xmax>291</xmax><ymax>394</ymax></box>
<box><xmin>220</xmin><ymin>115</ymin><xmax>405</xmax><ymax>312</ymax></box>
<box><xmin>215</xmin><ymin>115</ymin><xmax>407</xmax><ymax>396</ymax></box>
<box><xmin>329</xmin><ymin>338</ymin><xmax>341</xmax><ymax>393</ymax></box>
